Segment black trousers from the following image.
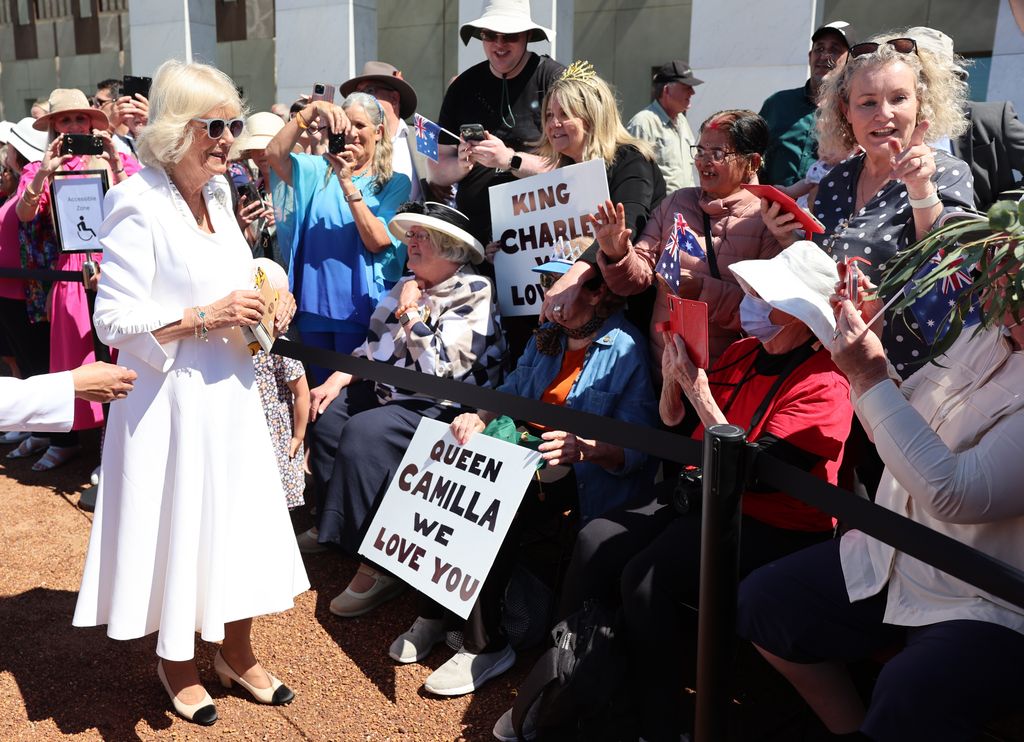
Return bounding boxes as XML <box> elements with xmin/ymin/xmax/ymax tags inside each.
<box><xmin>419</xmin><ymin>472</ymin><xmax>578</xmax><ymax>654</ymax></box>
<box><xmin>561</xmin><ymin>498</ymin><xmax>829</xmax><ymax>741</ymax></box>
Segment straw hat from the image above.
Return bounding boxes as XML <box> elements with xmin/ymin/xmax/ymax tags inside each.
<box><xmin>33</xmin><ymin>89</ymin><xmax>109</xmax><ymax>131</ymax></box>
<box><xmin>7</xmin><ymin>118</ymin><xmax>48</xmax><ymax>163</ymax></box>
<box><xmin>340</xmin><ymin>62</ymin><xmax>418</xmax><ymax>120</ymax></box>
<box><xmin>459</xmin><ymin>0</ymin><xmax>553</xmax><ymax>46</ymax></box>
<box><xmin>229</xmin><ymin>112</ymin><xmax>285</xmax><ymax>160</ymax></box>
<box><xmin>388</xmin><ymin>202</ymin><xmax>484</xmax><ymax>264</ymax></box>
<box><xmin>729</xmin><ymin>241</ymin><xmax>840</xmax><ymax>347</ymax></box>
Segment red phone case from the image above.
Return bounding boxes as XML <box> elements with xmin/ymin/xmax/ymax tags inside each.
<box><xmin>655</xmin><ymin>295</ymin><xmax>710</xmax><ymax>369</ymax></box>
<box><xmin>742</xmin><ymin>183</ymin><xmax>826</xmax><ymax>235</ymax></box>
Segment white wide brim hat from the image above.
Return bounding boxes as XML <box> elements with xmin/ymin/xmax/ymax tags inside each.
<box><xmin>8</xmin><ymin>117</ymin><xmax>48</xmax><ymax>163</ymax></box>
<box><xmin>229</xmin><ymin>111</ymin><xmax>285</xmax><ymax>160</ymax></box>
<box><xmin>388</xmin><ymin>202</ymin><xmax>485</xmax><ymax>264</ymax></box>
<box><xmin>460</xmin><ymin>0</ymin><xmax>553</xmax><ymax>45</ymax></box>
<box><xmin>730</xmin><ymin>241</ymin><xmax>839</xmax><ymax>347</ymax></box>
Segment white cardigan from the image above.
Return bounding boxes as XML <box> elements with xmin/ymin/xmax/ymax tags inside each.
<box><xmin>841</xmin><ymin>326</ymin><xmax>1024</xmax><ymax>635</ymax></box>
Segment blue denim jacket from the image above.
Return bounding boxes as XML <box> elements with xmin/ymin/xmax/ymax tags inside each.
<box><xmin>500</xmin><ymin>311</ymin><xmax>658</xmax><ymax>524</ymax></box>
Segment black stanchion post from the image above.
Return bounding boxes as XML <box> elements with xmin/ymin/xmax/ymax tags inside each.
<box><xmin>79</xmin><ymin>255</ymin><xmax>107</xmax><ymax>512</ymax></box>
<box><xmin>694</xmin><ymin>423</ymin><xmax>747</xmax><ymax>742</ymax></box>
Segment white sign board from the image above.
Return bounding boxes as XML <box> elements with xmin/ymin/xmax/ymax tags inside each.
<box><xmin>50</xmin><ymin>173</ymin><xmax>106</xmax><ymax>253</ymax></box>
<box><xmin>489</xmin><ymin>158</ymin><xmax>610</xmax><ymax>317</ymax></box>
<box><xmin>358</xmin><ymin>417</ymin><xmax>540</xmax><ymax>619</ymax></box>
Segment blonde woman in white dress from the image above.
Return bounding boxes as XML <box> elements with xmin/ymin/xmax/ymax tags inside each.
<box><xmin>73</xmin><ymin>60</ymin><xmax>308</xmax><ymax>727</ymax></box>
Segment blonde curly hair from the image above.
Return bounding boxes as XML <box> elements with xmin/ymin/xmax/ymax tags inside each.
<box><xmin>815</xmin><ymin>32</ymin><xmax>969</xmax><ymax>159</ymax></box>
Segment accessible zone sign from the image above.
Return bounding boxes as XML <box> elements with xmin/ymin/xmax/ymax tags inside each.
<box><xmin>357</xmin><ymin>417</ymin><xmax>540</xmax><ymax>619</ymax></box>
<box><xmin>489</xmin><ymin>158</ymin><xmax>609</xmax><ymax>317</ymax></box>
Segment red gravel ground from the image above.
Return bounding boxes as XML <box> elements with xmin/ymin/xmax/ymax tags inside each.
<box><xmin>0</xmin><ymin>429</ymin><xmax>532</xmax><ymax>741</ymax></box>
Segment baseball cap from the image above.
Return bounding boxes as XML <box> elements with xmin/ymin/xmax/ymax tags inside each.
<box><xmin>652</xmin><ymin>60</ymin><xmax>704</xmax><ymax>87</ymax></box>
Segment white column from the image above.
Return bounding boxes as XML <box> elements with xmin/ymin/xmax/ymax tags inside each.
<box><xmin>457</xmin><ymin>0</ymin><xmax>573</xmax><ymax>73</ymax></box>
<box><xmin>127</xmin><ymin>0</ymin><xmax>217</xmax><ymax>77</ymax></box>
<box><xmin>987</xmin><ymin>0</ymin><xmax>1024</xmax><ymax>113</ymax></box>
<box><xmin>275</xmin><ymin>0</ymin><xmax>378</xmax><ymax>109</ymax></box>
<box><xmin>688</xmin><ymin>0</ymin><xmax>817</xmax><ymax>128</ymax></box>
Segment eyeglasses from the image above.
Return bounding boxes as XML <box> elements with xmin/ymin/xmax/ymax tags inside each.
<box><xmin>192</xmin><ymin>117</ymin><xmax>244</xmax><ymax>139</ymax></box>
<box><xmin>690</xmin><ymin>145</ymin><xmax>739</xmax><ymax>163</ymax></box>
<box><xmin>849</xmin><ymin>37</ymin><xmax>918</xmax><ymax>59</ymax></box>
<box><xmin>404</xmin><ymin>229</ymin><xmax>431</xmax><ymax>243</ymax></box>
<box><xmin>479</xmin><ymin>30</ymin><xmax>524</xmax><ymax>43</ymax></box>
<box><xmin>92</xmin><ymin>97</ymin><xmax>114</xmax><ymax>109</ymax></box>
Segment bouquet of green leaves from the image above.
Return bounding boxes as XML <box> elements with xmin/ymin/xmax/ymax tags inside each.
<box><xmin>875</xmin><ymin>196</ymin><xmax>1024</xmax><ymax>361</ymax></box>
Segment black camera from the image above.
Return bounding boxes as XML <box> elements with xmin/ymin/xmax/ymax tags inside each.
<box><xmin>671</xmin><ymin>465</ymin><xmax>703</xmax><ymax>516</ymax></box>
<box><xmin>327</xmin><ymin>132</ymin><xmax>347</xmax><ymax>154</ymax></box>
<box><xmin>60</xmin><ymin>134</ymin><xmax>104</xmax><ymax>156</ymax></box>
<box><xmin>122</xmin><ymin>75</ymin><xmax>152</xmax><ymax>100</ymax></box>
<box><xmin>237</xmin><ymin>183</ymin><xmax>263</xmax><ymax>206</ymax></box>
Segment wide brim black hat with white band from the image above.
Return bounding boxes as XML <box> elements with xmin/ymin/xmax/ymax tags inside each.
<box><xmin>459</xmin><ymin>0</ymin><xmax>553</xmax><ymax>46</ymax></box>
<box><xmin>388</xmin><ymin>202</ymin><xmax>485</xmax><ymax>264</ymax></box>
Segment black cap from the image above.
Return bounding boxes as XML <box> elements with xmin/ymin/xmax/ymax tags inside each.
<box><xmin>811</xmin><ymin>21</ymin><xmax>854</xmax><ymax>49</ymax></box>
<box><xmin>653</xmin><ymin>60</ymin><xmax>703</xmax><ymax>87</ymax></box>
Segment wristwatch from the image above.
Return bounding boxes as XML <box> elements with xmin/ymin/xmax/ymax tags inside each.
<box><xmin>344</xmin><ymin>191</ymin><xmax>363</xmax><ymax>203</ymax></box>
<box><xmin>398</xmin><ymin>308</ymin><xmax>420</xmax><ymax>326</ymax></box>
<box><xmin>508</xmin><ymin>153</ymin><xmax>523</xmax><ymax>172</ymax></box>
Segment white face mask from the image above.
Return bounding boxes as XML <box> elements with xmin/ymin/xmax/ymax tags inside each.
<box><xmin>740</xmin><ymin>294</ymin><xmax>784</xmax><ymax>343</ymax></box>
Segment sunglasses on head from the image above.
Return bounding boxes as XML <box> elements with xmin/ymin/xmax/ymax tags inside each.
<box><xmin>849</xmin><ymin>37</ymin><xmax>918</xmax><ymax>59</ymax></box>
<box><xmin>479</xmin><ymin>30</ymin><xmax>524</xmax><ymax>43</ymax></box>
<box><xmin>192</xmin><ymin>117</ymin><xmax>244</xmax><ymax>139</ymax></box>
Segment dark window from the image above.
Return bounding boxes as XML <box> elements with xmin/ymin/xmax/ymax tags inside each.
<box><xmin>74</xmin><ymin>0</ymin><xmax>101</xmax><ymax>55</ymax></box>
<box><xmin>13</xmin><ymin>0</ymin><xmax>39</xmax><ymax>60</ymax></box>
<box><xmin>216</xmin><ymin>0</ymin><xmax>246</xmax><ymax>43</ymax></box>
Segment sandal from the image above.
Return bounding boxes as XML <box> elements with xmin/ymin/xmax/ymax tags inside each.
<box><xmin>31</xmin><ymin>445</ymin><xmax>81</xmax><ymax>472</ymax></box>
<box><xmin>6</xmin><ymin>435</ymin><xmax>49</xmax><ymax>459</ymax></box>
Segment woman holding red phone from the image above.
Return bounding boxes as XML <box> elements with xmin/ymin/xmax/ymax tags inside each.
<box><xmin>579</xmin><ymin>109</ymin><xmax>781</xmax><ymax>376</ymax></box>
<box><xmin>11</xmin><ymin>88</ymin><xmax>140</xmax><ymax>470</ymax></box>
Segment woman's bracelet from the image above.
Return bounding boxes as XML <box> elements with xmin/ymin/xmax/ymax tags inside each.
<box><xmin>908</xmin><ymin>191</ymin><xmax>940</xmax><ymax>209</ymax></box>
<box><xmin>193</xmin><ymin>306</ymin><xmax>209</xmax><ymax>341</ymax></box>
<box><xmin>21</xmin><ymin>184</ymin><xmax>41</xmax><ymax>202</ymax></box>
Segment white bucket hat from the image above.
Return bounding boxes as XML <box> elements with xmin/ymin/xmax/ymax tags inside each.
<box><xmin>459</xmin><ymin>0</ymin><xmax>554</xmax><ymax>46</ymax></box>
<box><xmin>7</xmin><ymin>117</ymin><xmax>48</xmax><ymax>163</ymax></box>
<box><xmin>229</xmin><ymin>111</ymin><xmax>285</xmax><ymax>160</ymax></box>
<box><xmin>730</xmin><ymin>241</ymin><xmax>840</xmax><ymax>347</ymax></box>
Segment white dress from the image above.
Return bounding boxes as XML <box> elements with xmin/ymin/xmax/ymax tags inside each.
<box><xmin>73</xmin><ymin>167</ymin><xmax>309</xmax><ymax>661</ymax></box>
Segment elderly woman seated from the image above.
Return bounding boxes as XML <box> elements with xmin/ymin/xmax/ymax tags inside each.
<box><xmin>389</xmin><ymin>251</ymin><xmax>657</xmax><ymax>698</ymax></box>
<box><xmin>300</xmin><ymin>202</ymin><xmax>506</xmax><ymax>613</ymax></box>
<box><xmin>738</xmin><ymin>241</ymin><xmax>1024</xmax><ymax>741</ymax></box>
<box><xmin>497</xmin><ymin>242</ymin><xmax>854</xmax><ymax>741</ymax></box>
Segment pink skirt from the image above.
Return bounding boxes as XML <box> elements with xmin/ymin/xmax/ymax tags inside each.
<box><xmin>49</xmin><ymin>251</ymin><xmax>103</xmax><ymax>430</ymax></box>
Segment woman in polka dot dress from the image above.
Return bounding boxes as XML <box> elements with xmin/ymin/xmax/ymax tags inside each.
<box><xmin>761</xmin><ymin>32</ymin><xmax>973</xmax><ymax>378</ymax></box>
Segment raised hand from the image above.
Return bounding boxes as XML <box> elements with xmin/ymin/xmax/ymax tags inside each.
<box><xmin>593</xmin><ymin>200</ymin><xmax>630</xmax><ymax>261</ymax></box>
<box><xmin>889</xmin><ymin>120</ymin><xmax>935</xmax><ymax>198</ymax></box>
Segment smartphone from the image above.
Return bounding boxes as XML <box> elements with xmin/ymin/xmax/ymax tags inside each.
<box><xmin>327</xmin><ymin>132</ymin><xmax>347</xmax><ymax>154</ymax></box>
<box><xmin>60</xmin><ymin>133</ymin><xmax>104</xmax><ymax>156</ymax></box>
<box><xmin>122</xmin><ymin>75</ymin><xmax>152</xmax><ymax>100</ymax></box>
<box><xmin>311</xmin><ymin>82</ymin><xmax>335</xmax><ymax>104</ymax></box>
<box><xmin>844</xmin><ymin>256</ymin><xmax>871</xmax><ymax>305</ymax></box>
<box><xmin>654</xmin><ymin>294</ymin><xmax>710</xmax><ymax>369</ymax></box>
<box><xmin>741</xmin><ymin>183</ymin><xmax>826</xmax><ymax>235</ymax></box>
<box><xmin>460</xmin><ymin>123</ymin><xmax>486</xmax><ymax>142</ymax></box>
<box><xmin>237</xmin><ymin>183</ymin><xmax>264</xmax><ymax>209</ymax></box>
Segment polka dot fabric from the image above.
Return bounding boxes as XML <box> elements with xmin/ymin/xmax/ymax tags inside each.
<box><xmin>811</xmin><ymin>150</ymin><xmax>974</xmax><ymax>377</ymax></box>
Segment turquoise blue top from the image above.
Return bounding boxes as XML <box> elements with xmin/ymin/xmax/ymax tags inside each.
<box><xmin>287</xmin><ymin>153</ymin><xmax>411</xmax><ymax>333</ymax></box>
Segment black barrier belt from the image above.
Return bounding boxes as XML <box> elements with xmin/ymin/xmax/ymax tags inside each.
<box><xmin>274</xmin><ymin>337</ymin><xmax>1024</xmax><ymax>612</ymax></box>
<box><xmin>753</xmin><ymin>453</ymin><xmax>1024</xmax><ymax>611</ymax></box>
<box><xmin>0</xmin><ymin>267</ymin><xmax>82</xmax><ymax>282</ymax></box>
<box><xmin>272</xmin><ymin>338</ymin><xmax>703</xmax><ymax>464</ymax></box>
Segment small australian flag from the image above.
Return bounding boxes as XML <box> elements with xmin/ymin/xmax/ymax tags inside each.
<box><xmin>908</xmin><ymin>252</ymin><xmax>980</xmax><ymax>345</ymax></box>
<box><xmin>654</xmin><ymin>213</ymin><xmax>705</xmax><ymax>294</ymax></box>
<box><xmin>413</xmin><ymin>114</ymin><xmax>440</xmax><ymax>162</ymax></box>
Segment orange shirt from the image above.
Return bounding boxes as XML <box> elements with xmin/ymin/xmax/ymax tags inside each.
<box><xmin>541</xmin><ymin>345</ymin><xmax>588</xmax><ymax>407</ymax></box>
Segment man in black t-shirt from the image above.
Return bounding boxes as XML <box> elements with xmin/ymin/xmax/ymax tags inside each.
<box><xmin>429</xmin><ymin>0</ymin><xmax>564</xmax><ymax>245</ymax></box>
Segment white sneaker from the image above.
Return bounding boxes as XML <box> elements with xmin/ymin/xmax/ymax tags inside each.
<box><xmin>388</xmin><ymin>616</ymin><xmax>447</xmax><ymax>664</ymax></box>
<box><xmin>492</xmin><ymin>703</ymin><xmax>539</xmax><ymax>741</ymax></box>
<box><xmin>296</xmin><ymin>526</ymin><xmax>328</xmax><ymax>554</ymax></box>
<box><xmin>89</xmin><ymin>465</ymin><xmax>101</xmax><ymax>486</ymax></box>
<box><xmin>423</xmin><ymin>645</ymin><xmax>516</xmax><ymax>697</ymax></box>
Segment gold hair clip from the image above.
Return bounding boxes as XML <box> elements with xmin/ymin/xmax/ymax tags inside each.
<box><xmin>560</xmin><ymin>60</ymin><xmax>596</xmax><ymax>83</ymax></box>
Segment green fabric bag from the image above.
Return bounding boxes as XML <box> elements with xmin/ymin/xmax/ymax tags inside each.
<box><xmin>482</xmin><ymin>415</ymin><xmax>546</xmax><ymax>469</ymax></box>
